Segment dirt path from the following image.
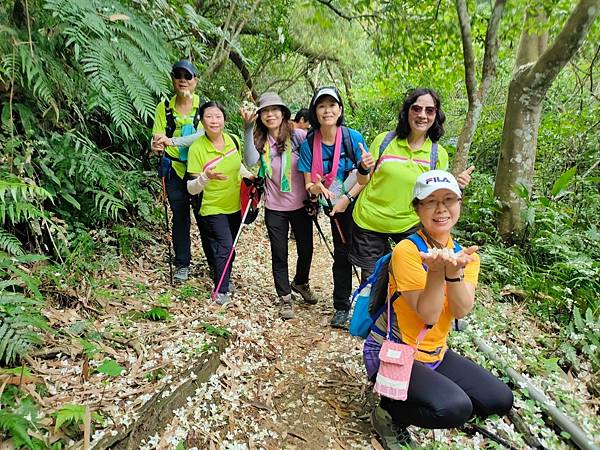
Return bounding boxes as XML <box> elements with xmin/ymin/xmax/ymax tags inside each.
<box><xmin>150</xmin><ymin>214</ymin><xmax>376</xmax><ymax>449</ymax></box>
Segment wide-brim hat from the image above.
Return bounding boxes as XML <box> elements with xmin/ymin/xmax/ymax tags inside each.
<box><xmin>256</xmin><ymin>92</ymin><xmax>291</xmax><ymax>119</ymax></box>
<box><xmin>413</xmin><ymin>170</ymin><xmax>462</xmax><ymax>201</ymax></box>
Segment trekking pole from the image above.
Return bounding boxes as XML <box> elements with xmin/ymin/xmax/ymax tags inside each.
<box><xmin>160</xmin><ymin>175</ymin><xmax>174</xmax><ymax>285</ymax></box>
<box><xmin>312</xmin><ymin>216</ymin><xmax>334</xmax><ymax>259</ymax></box>
<box><xmin>325</xmin><ymin>197</ymin><xmax>360</xmax><ymax>283</ymax></box>
<box><xmin>212</xmin><ymin>186</ymin><xmax>255</xmax><ymax>300</ymax></box>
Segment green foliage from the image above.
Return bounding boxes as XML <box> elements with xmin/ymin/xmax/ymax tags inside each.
<box><xmin>0</xmin><ymin>397</ymin><xmax>39</xmax><ymax>448</ymax></box>
<box><xmin>143</xmin><ymin>306</ymin><xmax>171</xmax><ymax>321</ymax></box>
<box><xmin>53</xmin><ymin>403</ymin><xmax>86</xmax><ymax>431</ymax></box>
<box><xmin>560</xmin><ymin>307</ymin><xmax>600</xmax><ymax>373</ymax></box>
<box><xmin>97</xmin><ymin>358</ymin><xmax>125</xmax><ymax>377</ymax></box>
<box><xmin>201</xmin><ymin>323</ymin><xmax>231</xmax><ymax>338</ymax></box>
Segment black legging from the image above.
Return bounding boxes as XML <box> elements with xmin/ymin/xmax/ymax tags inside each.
<box><xmin>380</xmin><ymin>349</ymin><xmax>513</xmax><ymax>429</ymax></box>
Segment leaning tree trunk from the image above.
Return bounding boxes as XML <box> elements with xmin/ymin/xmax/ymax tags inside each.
<box><xmin>494</xmin><ymin>0</ymin><xmax>600</xmax><ymax>241</ymax></box>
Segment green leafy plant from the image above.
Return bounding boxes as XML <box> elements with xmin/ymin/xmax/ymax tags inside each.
<box><xmin>53</xmin><ymin>403</ymin><xmax>86</xmax><ymax>431</ymax></box>
<box><xmin>143</xmin><ymin>307</ymin><xmax>171</xmax><ymax>321</ymax></box>
<box><xmin>201</xmin><ymin>323</ymin><xmax>231</xmax><ymax>338</ymax></box>
<box><xmin>97</xmin><ymin>358</ymin><xmax>125</xmax><ymax>377</ymax></box>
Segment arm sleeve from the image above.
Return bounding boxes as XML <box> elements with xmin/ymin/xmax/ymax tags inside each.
<box><xmin>297</xmin><ymin>140</ymin><xmax>312</xmax><ymax>173</ymax></box>
<box><xmin>243</xmin><ymin>123</ymin><xmax>260</xmax><ymax>166</ymax></box>
<box><xmin>187</xmin><ymin>172</ymin><xmax>210</xmax><ymax>195</ymax></box>
<box><xmin>240</xmin><ymin>163</ymin><xmax>253</xmax><ymax>179</ymax></box>
<box><xmin>171</xmin><ymin>130</ymin><xmax>205</xmax><ymax>147</ymax></box>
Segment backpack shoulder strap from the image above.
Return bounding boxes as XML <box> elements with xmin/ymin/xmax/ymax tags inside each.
<box><xmin>341</xmin><ymin>126</ymin><xmax>356</xmax><ymax>167</ymax></box>
<box><xmin>406</xmin><ymin>233</ymin><xmax>429</xmax><ymax>271</ymax></box>
<box><xmin>231</xmin><ymin>134</ymin><xmax>241</xmax><ymax>153</ymax></box>
<box><xmin>374</xmin><ymin>131</ymin><xmax>396</xmax><ymax>171</ymax></box>
<box><xmin>430</xmin><ymin>142</ymin><xmax>438</xmax><ymax>170</ymax></box>
<box><xmin>192</xmin><ymin>106</ymin><xmax>201</xmax><ymax>131</ymax></box>
<box><xmin>306</xmin><ymin>129</ymin><xmax>315</xmax><ymax>152</ymax></box>
<box><xmin>406</xmin><ymin>232</ymin><xmax>428</xmax><ymax>253</ymax></box>
<box><xmin>164</xmin><ymin>99</ymin><xmax>176</xmax><ymax>138</ymax></box>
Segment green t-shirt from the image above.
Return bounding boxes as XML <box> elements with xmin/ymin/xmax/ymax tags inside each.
<box><xmin>352</xmin><ymin>132</ymin><xmax>449</xmax><ymax>234</ymax></box>
<box><xmin>152</xmin><ymin>94</ymin><xmax>202</xmax><ymax>179</ymax></box>
<box><xmin>187</xmin><ymin>133</ymin><xmax>242</xmax><ymax>216</ymax></box>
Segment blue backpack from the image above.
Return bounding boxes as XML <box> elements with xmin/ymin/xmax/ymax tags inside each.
<box><xmin>349</xmin><ymin>233</ymin><xmax>462</xmax><ymax>338</ymax></box>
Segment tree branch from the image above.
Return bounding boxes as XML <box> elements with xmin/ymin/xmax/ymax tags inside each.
<box><xmin>527</xmin><ymin>0</ymin><xmax>600</xmax><ymax>99</ymax></box>
<box><xmin>228</xmin><ymin>50</ymin><xmax>257</xmax><ymax>101</ymax></box>
<box><xmin>313</xmin><ymin>0</ymin><xmax>379</xmax><ymax>21</ymax></box>
<box><xmin>455</xmin><ymin>0</ymin><xmax>477</xmax><ymax>105</ymax></box>
<box><xmin>480</xmin><ymin>0</ymin><xmax>506</xmax><ymax>84</ymax></box>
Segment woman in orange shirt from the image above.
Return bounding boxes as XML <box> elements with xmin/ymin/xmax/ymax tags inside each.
<box><xmin>365</xmin><ymin>170</ymin><xmax>513</xmax><ymax>449</ymax></box>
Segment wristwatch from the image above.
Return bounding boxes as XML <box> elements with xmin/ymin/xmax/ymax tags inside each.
<box><xmin>345</xmin><ymin>193</ymin><xmax>355</xmax><ymax>203</ymax></box>
<box><xmin>445</xmin><ymin>273</ymin><xmax>464</xmax><ymax>283</ymax></box>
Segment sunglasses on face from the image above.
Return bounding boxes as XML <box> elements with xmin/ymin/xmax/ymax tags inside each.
<box><xmin>410</xmin><ymin>104</ymin><xmax>437</xmax><ymax>116</ymax></box>
<box><xmin>171</xmin><ymin>71</ymin><xmax>194</xmax><ymax>81</ymax></box>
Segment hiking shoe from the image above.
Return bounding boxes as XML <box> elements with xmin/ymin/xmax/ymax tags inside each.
<box><xmin>215</xmin><ymin>292</ymin><xmax>232</xmax><ymax>306</ymax></box>
<box><xmin>279</xmin><ymin>294</ymin><xmax>295</xmax><ymax>320</ymax></box>
<box><xmin>371</xmin><ymin>405</ymin><xmax>414</xmax><ymax>449</ymax></box>
<box><xmin>291</xmin><ymin>282</ymin><xmax>318</xmax><ymax>305</ymax></box>
<box><xmin>174</xmin><ymin>266</ymin><xmax>189</xmax><ymax>283</ymax></box>
<box><xmin>330</xmin><ymin>309</ymin><xmax>349</xmax><ymax>328</ymax></box>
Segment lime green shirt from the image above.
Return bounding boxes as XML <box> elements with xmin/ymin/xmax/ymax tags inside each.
<box><xmin>187</xmin><ymin>133</ymin><xmax>242</xmax><ymax>216</ymax></box>
<box><xmin>152</xmin><ymin>94</ymin><xmax>202</xmax><ymax>179</ymax></box>
<box><xmin>352</xmin><ymin>133</ymin><xmax>449</xmax><ymax>234</ymax></box>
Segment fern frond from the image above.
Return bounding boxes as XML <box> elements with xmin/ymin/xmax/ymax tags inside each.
<box><xmin>0</xmin><ymin>229</ymin><xmax>24</xmax><ymax>256</ymax></box>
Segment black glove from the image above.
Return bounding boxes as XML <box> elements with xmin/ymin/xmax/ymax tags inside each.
<box><xmin>303</xmin><ymin>198</ymin><xmax>319</xmax><ymax>217</ymax></box>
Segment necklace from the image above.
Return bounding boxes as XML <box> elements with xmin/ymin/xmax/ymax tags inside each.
<box><xmin>420</xmin><ymin>228</ymin><xmax>446</xmax><ymax>249</ymax></box>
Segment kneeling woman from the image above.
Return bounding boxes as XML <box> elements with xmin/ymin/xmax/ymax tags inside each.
<box><xmin>365</xmin><ymin>170</ymin><xmax>513</xmax><ymax>448</ymax></box>
<box><xmin>186</xmin><ymin>101</ymin><xmax>253</xmax><ymax>305</ymax></box>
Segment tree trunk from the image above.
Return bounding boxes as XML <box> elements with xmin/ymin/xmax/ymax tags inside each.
<box><xmin>452</xmin><ymin>0</ymin><xmax>505</xmax><ymax>174</ymax></box>
<box><xmin>494</xmin><ymin>0</ymin><xmax>600</xmax><ymax>241</ymax></box>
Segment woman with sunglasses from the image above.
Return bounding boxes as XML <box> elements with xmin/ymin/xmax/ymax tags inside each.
<box><xmin>241</xmin><ymin>92</ymin><xmax>318</xmax><ymax>320</ymax></box>
<box><xmin>365</xmin><ymin>170</ymin><xmax>512</xmax><ymax>449</ymax></box>
<box><xmin>350</xmin><ymin>88</ymin><xmax>474</xmax><ymax>281</ymax></box>
<box><xmin>298</xmin><ymin>86</ymin><xmax>368</xmax><ymax>328</ymax></box>
<box><xmin>151</xmin><ymin>60</ymin><xmax>215</xmax><ymax>283</ymax></box>
<box><xmin>186</xmin><ymin>101</ymin><xmax>253</xmax><ymax>305</ymax></box>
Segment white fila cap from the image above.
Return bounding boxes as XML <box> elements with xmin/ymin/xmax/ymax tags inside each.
<box><xmin>413</xmin><ymin>170</ymin><xmax>462</xmax><ymax>201</ymax></box>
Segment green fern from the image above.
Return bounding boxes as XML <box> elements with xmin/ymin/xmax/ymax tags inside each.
<box><xmin>53</xmin><ymin>403</ymin><xmax>86</xmax><ymax>431</ymax></box>
<box><xmin>0</xmin><ymin>229</ymin><xmax>24</xmax><ymax>256</ymax></box>
<box><xmin>0</xmin><ymin>410</ymin><xmax>33</xmax><ymax>448</ymax></box>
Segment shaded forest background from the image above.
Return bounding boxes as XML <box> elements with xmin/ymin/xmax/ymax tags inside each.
<box><xmin>0</xmin><ymin>0</ymin><xmax>599</xmax><ymax>447</ymax></box>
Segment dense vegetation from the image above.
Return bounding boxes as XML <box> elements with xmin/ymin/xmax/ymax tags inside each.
<box><xmin>1</xmin><ymin>0</ymin><xmax>599</xmax><ymax>447</ymax></box>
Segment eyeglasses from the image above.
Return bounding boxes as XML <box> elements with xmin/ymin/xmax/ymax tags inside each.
<box><xmin>171</xmin><ymin>71</ymin><xmax>194</xmax><ymax>81</ymax></box>
<box><xmin>419</xmin><ymin>197</ymin><xmax>461</xmax><ymax>210</ymax></box>
<box><xmin>410</xmin><ymin>104</ymin><xmax>437</xmax><ymax>116</ymax></box>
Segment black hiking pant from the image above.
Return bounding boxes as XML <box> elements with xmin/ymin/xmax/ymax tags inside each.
<box><xmin>329</xmin><ymin>205</ymin><xmax>354</xmax><ymax>311</ymax></box>
<box><xmin>165</xmin><ymin>173</ymin><xmax>215</xmax><ymax>270</ymax></box>
<box><xmin>379</xmin><ymin>349</ymin><xmax>513</xmax><ymax>429</ymax></box>
<box><xmin>350</xmin><ymin>223</ymin><xmax>419</xmax><ymax>283</ymax></box>
<box><xmin>203</xmin><ymin>211</ymin><xmax>242</xmax><ymax>294</ymax></box>
<box><xmin>265</xmin><ymin>207</ymin><xmax>313</xmax><ymax>298</ymax></box>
